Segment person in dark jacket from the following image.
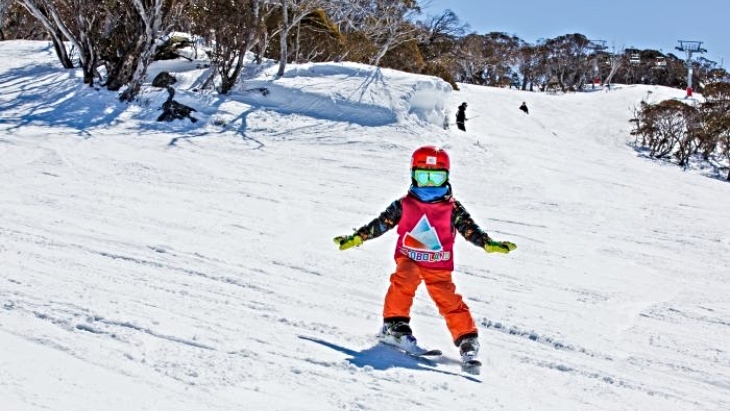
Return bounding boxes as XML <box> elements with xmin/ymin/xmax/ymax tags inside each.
<box><xmin>334</xmin><ymin>146</ymin><xmax>517</xmax><ymax>372</ymax></box>
<box><xmin>455</xmin><ymin>102</ymin><xmax>467</xmax><ymax>131</ymax></box>
<box><xmin>519</xmin><ymin>101</ymin><xmax>529</xmax><ymax>114</ymax></box>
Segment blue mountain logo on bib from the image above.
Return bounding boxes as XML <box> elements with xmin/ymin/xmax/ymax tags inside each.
<box><xmin>402</xmin><ymin>215</ymin><xmax>443</xmax><ymax>252</ymax></box>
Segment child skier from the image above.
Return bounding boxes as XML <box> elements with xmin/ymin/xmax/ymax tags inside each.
<box><xmin>334</xmin><ymin>145</ymin><xmax>516</xmax><ymax>369</ymax></box>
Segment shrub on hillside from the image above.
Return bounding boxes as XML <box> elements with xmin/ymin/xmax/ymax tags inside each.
<box><xmin>631</xmin><ymin>95</ymin><xmax>730</xmax><ymax>180</ymax></box>
<box><xmin>630</xmin><ymin>100</ymin><xmax>701</xmax><ymax>168</ymax></box>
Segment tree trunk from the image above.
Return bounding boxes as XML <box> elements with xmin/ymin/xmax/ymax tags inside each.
<box><xmin>49</xmin><ymin>33</ymin><xmax>73</xmax><ymax>68</ymax></box>
<box><xmin>276</xmin><ymin>0</ymin><xmax>289</xmax><ymax>77</ymax></box>
<box><xmin>220</xmin><ymin>52</ymin><xmax>246</xmax><ymax>94</ymax></box>
<box><xmin>17</xmin><ymin>0</ymin><xmax>73</xmax><ymax>68</ymax></box>
<box><xmin>118</xmin><ymin>0</ymin><xmax>164</xmax><ymax>102</ymax></box>
<box><xmin>201</xmin><ymin>62</ymin><xmax>218</xmax><ymax>90</ymax></box>
<box><xmin>371</xmin><ymin>39</ymin><xmax>391</xmax><ymax>67</ymax></box>
<box><xmin>106</xmin><ymin>53</ymin><xmax>138</xmax><ymax>91</ymax></box>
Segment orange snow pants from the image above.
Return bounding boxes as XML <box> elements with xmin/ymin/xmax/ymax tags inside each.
<box><xmin>383</xmin><ymin>257</ymin><xmax>477</xmax><ymax>344</ymax></box>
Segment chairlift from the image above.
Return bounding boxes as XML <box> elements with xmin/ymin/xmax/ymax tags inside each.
<box><xmin>629</xmin><ymin>53</ymin><xmax>641</xmax><ymax>64</ymax></box>
<box><xmin>654</xmin><ymin>57</ymin><xmax>667</xmax><ymax>67</ymax></box>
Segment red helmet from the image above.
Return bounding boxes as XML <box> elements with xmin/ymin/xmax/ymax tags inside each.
<box><xmin>411</xmin><ymin>145</ymin><xmax>450</xmax><ymax>171</ymax></box>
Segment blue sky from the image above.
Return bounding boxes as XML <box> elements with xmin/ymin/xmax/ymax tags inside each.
<box><xmin>423</xmin><ymin>0</ymin><xmax>728</xmax><ymax>67</ymax></box>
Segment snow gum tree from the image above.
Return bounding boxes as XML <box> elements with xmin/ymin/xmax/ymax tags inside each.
<box><xmin>112</xmin><ymin>0</ymin><xmax>187</xmax><ymax>102</ymax></box>
<box><xmin>15</xmin><ymin>0</ymin><xmax>73</xmax><ymax>68</ymax></box>
<box><xmin>273</xmin><ymin>0</ymin><xmax>327</xmax><ymax>77</ymax></box>
<box><xmin>15</xmin><ymin>0</ymin><xmax>187</xmax><ymax>99</ymax></box>
<box><xmin>190</xmin><ymin>0</ymin><xmax>263</xmax><ymax>94</ymax></box>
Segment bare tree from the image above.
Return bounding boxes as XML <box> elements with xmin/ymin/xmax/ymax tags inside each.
<box><xmin>323</xmin><ymin>0</ymin><xmax>420</xmax><ymax>66</ymax></box>
<box><xmin>2</xmin><ymin>2</ymin><xmax>44</xmax><ymax>39</ymax></box>
<box><xmin>450</xmin><ymin>32</ymin><xmax>520</xmax><ymax>86</ymax></box>
<box><xmin>320</xmin><ymin>0</ymin><xmax>357</xmax><ymax>31</ymax></box>
<box><xmin>422</xmin><ymin>9</ymin><xmax>466</xmax><ymax>45</ymax></box>
<box><xmin>274</xmin><ymin>0</ymin><xmax>325</xmax><ymax>77</ymax></box>
<box><xmin>603</xmin><ymin>45</ymin><xmax>623</xmax><ymax>85</ymax></box>
<box><xmin>93</xmin><ymin>0</ymin><xmax>186</xmax><ymax>100</ymax></box>
<box><xmin>364</xmin><ymin>0</ymin><xmax>421</xmax><ymax>66</ymax></box>
<box><xmin>631</xmin><ymin>100</ymin><xmax>701</xmax><ymax>167</ymax></box>
<box><xmin>192</xmin><ymin>0</ymin><xmax>263</xmax><ymax>94</ymax></box>
<box><xmin>15</xmin><ymin>0</ymin><xmax>73</xmax><ymax>68</ymax></box>
<box><xmin>16</xmin><ymin>0</ymin><xmax>187</xmax><ymax>95</ymax></box>
<box><xmin>44</xmin><ymin>0</ymin><xmax>104</xmax><ymax>85</ymax></box>
<box><xmin>699</xmin><ymin>82</ymin><xmax>730</xmax><ymax>179</ymax></box>
<box><xmin>516</xmin><ymin>43</ymin><xmax>541</xmax><ymax>91</ymax></box>
<box><xmin>118</xmin><ymin>0</ymin><xmax>180</xmax><ymax>101</ymax></box>
<box><xmin>0</xmin><ymin>0</ymin><xmax>9</xmax><ymax>40</ymax></box>
<box><xmin>415</xmin><ymin>9</ymin><xmax>466</xmax><ymax>64</ymax></box>
<box><xmin>541</xmin><ymin>33</ymin><xmax>591</xmax><ymax>91</ymax></box>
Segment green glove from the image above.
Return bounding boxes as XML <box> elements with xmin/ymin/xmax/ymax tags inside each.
<box><xmin>334</xmin><ymin>234</ymin><xmax>363</xmax><ymax>251</ymax></box>
<box><xmin>485</xmin><ymin>239</ymin><xmax>517</xmax><ymax>254</ymax></box>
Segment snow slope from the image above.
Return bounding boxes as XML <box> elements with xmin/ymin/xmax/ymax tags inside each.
<box><xmin>1</xmin><ymin>40</ymin><xmax>729</xmax><ymax>411</ymax></box>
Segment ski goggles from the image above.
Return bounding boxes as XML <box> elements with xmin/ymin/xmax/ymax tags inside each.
<box><xmin>412</xmin><ymin>169</ymin><xmax>448</xmax><ymax>186</ymax></box>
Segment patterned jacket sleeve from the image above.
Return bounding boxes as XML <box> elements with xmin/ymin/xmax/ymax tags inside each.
<box><xmin>453</xmin><ymin>199</ymin><xmax>492</xmax><ymax>247</ymax></box>
<box><xmin>353</xmin><ymin>199</ymin><xmax>403</xmax><ymax>241</ymax></box>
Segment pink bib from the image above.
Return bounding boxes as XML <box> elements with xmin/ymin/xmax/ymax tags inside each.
<box><xmin>394</xmin><ymin>195</ymin><xmax>455</xmax><ymax>270</ymax></box>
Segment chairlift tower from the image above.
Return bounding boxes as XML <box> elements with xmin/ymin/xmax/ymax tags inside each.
<box><xmin>587</xmin><ymin>40</ymin><xmax>607</xmax><ymax>86</ymax></box>
<box><xmin>675</xmin><ymin>40</ymin><xmax>707</xmax><ymax>97</ymax></box>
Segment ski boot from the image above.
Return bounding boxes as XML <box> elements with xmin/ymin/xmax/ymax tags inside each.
<box><xmin>458</xmin><ymin>335</ymin><xmax>482</xmax><ymax>375</ymax></box>
<box><xmin>378</xmin><ymin>319</ymin><xmax>437</xmax><ymax>355</ymax></box>
<box><xmin>381</xmin><ymin>319</ymin><xmax>413</xmax><ymax>339</ymax></box>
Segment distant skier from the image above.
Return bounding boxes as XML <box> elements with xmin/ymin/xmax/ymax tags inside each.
<box><xmin>334</xmin><ymin>146</ymin><xmax>517</xmax><ymax>371</ymax></box>
<box><xmin>519</xmin><ymin>101</ymin><xmax>529</xmax><ymax>114</ymax></box>
<box><xmin>455</xmin><ymin>102</ymin><xmax>467</xmax><ymax>131</ymax></box>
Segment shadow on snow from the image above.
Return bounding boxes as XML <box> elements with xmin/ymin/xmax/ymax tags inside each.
<box><xmin>298</xmin><ymin>335</ymin><xmax>480</xmax><ymax>382</ymax></box>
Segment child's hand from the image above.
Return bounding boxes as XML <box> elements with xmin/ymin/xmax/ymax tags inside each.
<box><xmin>334</xmin><ymin>234</ymin><xmax>363</xmax><ymax>251</ymax></box>
<box><xmin>485</xmin><ymin>240</ymin><xmax>517</xmax><ymax>254</ymax></box>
